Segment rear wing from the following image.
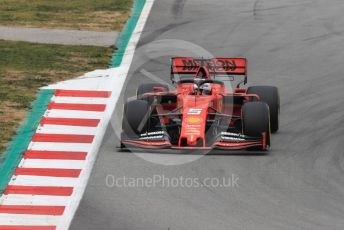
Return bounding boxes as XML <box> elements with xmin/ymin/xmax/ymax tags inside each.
<box><xmin>171</xmin><ymin>57</ymin><xmax>247</xmax><ymax>84</ymax></box>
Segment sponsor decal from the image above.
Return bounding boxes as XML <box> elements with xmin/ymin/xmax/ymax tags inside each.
<box><xmin>182</xmin><ymin>59</ymin><xmax>237</xmax><ymax>71</ymax></box>
<box><xmin>186</xmin><ymin>116</ymin><xmax>202</xmax><ymax>125</ymax></box>
<box><xmin>185</xmin><ymin>124</ymin><xmax>201</xmax><ymax>135</ymax></box>
<box><xmin>186</xmin><ymin>124</ymin><xmax>201</xmax><ymax>128</ymax></box>
<box><xmin>220</xmin><ymin>132</ymin><xmax>248</xmax><ymax>142</ymax></box>
<box><xmin>185</xmin><ymin>130</ymin><xmax>201</xmax><ymax>135</ymax></box>
<box><xmin>140</xmin><ymin>131</ymin><xmax>165</xmax><ymax>137</ymax></box>
<box><xmin>220</xmin><ymin>132</ymin><xmax>246</xmax><ymax>138</ymax></box>
<box><xmin>140</xmin><ymin>131</ymin><xmax>166</xmax><ymax>140</ymax></box>
<box><xmin>221</xmin><ymin>136</ymin><xmax>246</xmax><ymax>142</ymax></box>
<box><xmin>139</xmin><ymin>135</ymin><xmax>165</xmax><ymax>140</ymax></box>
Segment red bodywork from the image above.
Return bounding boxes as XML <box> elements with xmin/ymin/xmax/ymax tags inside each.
<box><xmin>121</xmin><ymin>57</ymin><xmax>268</xmax><ymax>151</ymax></box>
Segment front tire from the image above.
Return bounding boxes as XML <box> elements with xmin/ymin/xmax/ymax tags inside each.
<box><xmin>242</xmin><ymin>101</ymin><xmax>271</xmax><ymax>149</ymax></box>
<box><xmin>247</xmin><ymin>86</ymin><xmax>280</xmax><ymax>133</ymax></box>
<box><xmin>122</xmin><ymin>100</ymin><xmax>149</xmax><ymax>137</ymax></box>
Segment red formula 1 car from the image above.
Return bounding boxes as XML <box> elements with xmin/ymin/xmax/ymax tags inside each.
<box><xmin>121</xmin><ymin>57</ymin><xmax>280</xmax><ymax>152</ymax></box>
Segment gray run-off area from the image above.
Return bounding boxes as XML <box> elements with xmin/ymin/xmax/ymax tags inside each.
<box><xmin>0</xmin><ymin>26</ymin><xmax>118</xmax><ymax>46</ymax></box>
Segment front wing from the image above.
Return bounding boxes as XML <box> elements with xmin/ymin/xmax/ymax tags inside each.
<box><xmin>121</xmin><ymin>131</ymin><xmax>268</xmax><ymax>151</ymax></box>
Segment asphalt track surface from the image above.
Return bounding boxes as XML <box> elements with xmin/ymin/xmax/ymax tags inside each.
<box><xmin>71</xmin><ymin>0</ymin><xmax>344</xmax><ymax>229</ymax></box>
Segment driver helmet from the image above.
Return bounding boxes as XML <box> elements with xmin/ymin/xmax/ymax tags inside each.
<box><xmin>200</xmin><ymin>83</ymin><xmax>212</xmax><ymax>95</ymax></box>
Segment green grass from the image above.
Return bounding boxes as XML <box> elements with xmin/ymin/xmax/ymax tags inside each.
<box><xmin>0</xmin><ymin>0</ymin><xmax>133</xmax><ymax>31</ymax></box>
<box><xmin>0</xmin><ymin>40</ymin><xmax>113</xmax><ymax>153</ymax></box>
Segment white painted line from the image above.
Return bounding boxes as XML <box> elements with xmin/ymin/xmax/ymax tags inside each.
<box><xmin>36</xmin><ymin>125</ymin><xmax>98</xmax><ymax>135</ymax></box>
<box><xmin>19</xmin><ymin>159</ymin><xmax>85</xmax><ymax>169</ymax></box>
<box><xmin>10</xmin><ymin>175</ymin><xmax>79</xmax><ymax>187</ymax></box>
<box><xmin>52</xmin><ymin>97</ymin><xmax>109</xmax><ymax>105</ymax></box>
<box><xmin>0</xmin><ymin>195</ymin><xmax>70</xmax><ymax>206</ymax></box>
<box><xmin>44</xmin><ymin>110</ymin><xmax>104</xmax><ymax>119</ymax></box>
<box><xmin>0</xmin><ymin>214</ymin><xmax>60</xmax><ymax>225</ymax></box>
<box><xmin>29</xmin><ymin>142</ymin><xmax>91</xmax><ymax>152</ymax></box>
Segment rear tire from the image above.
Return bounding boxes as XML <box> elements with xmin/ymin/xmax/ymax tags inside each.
<box><xmin>242</xmin><ymin>102</ymin><xmax>271</xmax><ymax>149</ymax></box>
<box><xmin>122</xmin><ymin>100</ymin><xmax>149</xmax><ymax>137</ymax></box>
<box><xmin>247</xmin><ymin>86</ymin><xmax>280</xmax><ymax>133</ymax></box>
<box><xmin>137</xmin><ymin>83</ymin><xmax>169</xmax><ymax>98</ymax></box>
